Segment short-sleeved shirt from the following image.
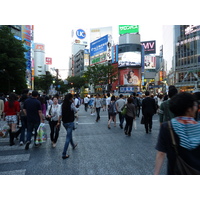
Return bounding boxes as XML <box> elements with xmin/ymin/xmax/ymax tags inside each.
<box><xmin>23</xmin><ymin>97</ymin><xmax>41</xmax><ymax>123</ymax></box>
<box><xmin>156</xmin><ymin>122</ymin><xmax>200</xmax><ymax>175</ymax></box>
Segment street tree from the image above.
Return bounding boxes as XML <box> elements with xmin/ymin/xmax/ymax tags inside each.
<box><xmin>67</xmin><ymin>75</ymin><xmax>86</xmax><ymax>93</ymax></box>
<box><xmin>0</xmin><ymin>26</ymin><xmax>27</xmax><ymax>94</ymax></box>
<box><xmin>83</xmin><ymin>63</ymin><xmax>118</xmax><ymax>93</ymax></box>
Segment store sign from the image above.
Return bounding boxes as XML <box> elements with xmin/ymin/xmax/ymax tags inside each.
<box><xmin>76</xmin><ymin>29</ymin><xmax>86</xmax><ymax>39</ymax></box>
<box><xmin>141</xmin><ymin>41</ymin><xmax>156</xmax><ymax>54</ymax></box>
<box><xmin>35</xmin><ymin>44</ymin><xmax>44</xmax><ymax>51</ymax></box>
<box><xmin>46</xmin><ymin>57</ymin><xmax>52</xmax><ymax>65</ymax></box>
<box><xmin>176</xmin><ymin>35</ymin><xmax>200</xmax><ymax>46</ymax></box>
<box><xmin>119</xmin><ymin>25</ymin><xmax>139</xmax><ymax>35</ymax></box>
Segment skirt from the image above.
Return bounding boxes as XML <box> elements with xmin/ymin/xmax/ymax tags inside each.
<box><xmin>5</xmin><ymin>115</ymin><xmax>18</xmax><ymax>124</ymax></box>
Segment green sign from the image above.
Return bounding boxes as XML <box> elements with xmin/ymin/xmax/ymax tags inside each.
<box><xmin>119</xmin><ymin>25</ymin><xmax>139</xmax><ymax>35</ymax></box>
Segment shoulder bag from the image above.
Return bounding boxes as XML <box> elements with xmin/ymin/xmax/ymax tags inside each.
<box><xmin>121</xmin><ymin>105</ymin><xmax>127</xmax><ymax>116</ymax></box>
<box><xmin>168</xmin><ymin>121</ymin><xmax>200</xmax><ymax>175</ymax></box>
<box><xmin>45</xmin><ymin>105</ymin><xmax>52</xmax><ymax>122</ymax></box>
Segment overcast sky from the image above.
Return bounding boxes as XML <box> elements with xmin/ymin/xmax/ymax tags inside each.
<box><xmin>34</xmin><ymin>24</ymin><xmax>163</xmax><ymax>79</ymax></box>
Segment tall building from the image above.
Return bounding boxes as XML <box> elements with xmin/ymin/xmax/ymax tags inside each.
<box><xmin>34</xmin><ymin>43</ymin><xmax>46</xmax><ymax>77</ymax></box>
<box><xmin>174</xmin><ymin>25</ymin><xmax>200</xmax><ymax>91</ymax></box>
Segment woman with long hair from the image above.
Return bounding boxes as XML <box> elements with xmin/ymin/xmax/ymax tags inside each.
<box><xmin>3</xmin><ymin>93</ymin><xmax>20</xmax><ymax>146</ymax></box>
<box><xmin>108</xmin><ymin>95</ymin><xmax>117</xmax><ymax>129</ymax></box>
<box><xmin>58</xmin><ymin>93</ymin><xmax>78</xmax><ymax>159</ymax></box>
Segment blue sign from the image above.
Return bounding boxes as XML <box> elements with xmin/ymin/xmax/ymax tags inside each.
<box><xmin>76</xmin><ymin>29</ymin><xmax>86</xmax><ymax>39</ymax></box>
<box><xmin>90</xmin><ymin>35</ymin><xmax>108</xmax><ymax>57</ymax></box>
<box><xmin>14</xmin><ymin>35</ymin><xmax>22</xmax><ymax>40</ymax></box>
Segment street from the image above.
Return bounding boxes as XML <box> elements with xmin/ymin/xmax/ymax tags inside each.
<box><xmin>0</xmin><ymin>105</ymin><xmax>167</xmax><ymax>175</ymax></box>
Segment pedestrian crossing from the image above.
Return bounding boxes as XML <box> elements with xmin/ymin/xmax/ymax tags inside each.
<box><xmin>0</xmin><ymin>135</ymin><xmax>31</xmax><ymax>175</ymax></box>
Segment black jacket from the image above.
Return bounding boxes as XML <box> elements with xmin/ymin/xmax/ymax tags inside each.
<box><xmin>142</xmin><ymin>97</ymin><xmax>157</xmax><ymax>116</ymax></box>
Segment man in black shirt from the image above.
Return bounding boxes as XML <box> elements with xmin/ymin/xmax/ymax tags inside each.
<box><xmin>23</xmin><ymin>90</ymin><xmax>43</xmax><ymax>150</ymax></box>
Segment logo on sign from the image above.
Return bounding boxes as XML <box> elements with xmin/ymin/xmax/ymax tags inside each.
<box><xmin>76</xmin><ymin>29</ymin><xmax>86</xmax><ymax>39</ymax></box>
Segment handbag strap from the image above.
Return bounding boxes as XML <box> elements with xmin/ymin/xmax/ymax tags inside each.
<box><xmin>168</xmin><ymin>121</ymin><xmax>179</xmax><ymax>155</ymax></box>
<box><xmin>49</xmin><ymin>105</ymin><xmax>52</xmax><ymax>115</ymax></box>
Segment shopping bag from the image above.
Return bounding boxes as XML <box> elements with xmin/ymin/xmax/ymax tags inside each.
<box><xmin>140</xmin><ymin>116</ymin><xmax>145</xmax><ymax>124</ymax></box>
<box><xmin>0</xmin><ymin>122</ymin><xmax>10</xmax><ymax>137</ymax></box>
<box><xmin>133</xmin><ymin>119</ymin><xmax>137</xmax><ymax>130</ymax></box>
<box><xmin>121</xmin><ymin>105</ymin><xmax>127</xmax><ymax>116</ymax></box>
<box><xmin>35</xmin><ymin>123</ymin><xmax>47</xmax><ymax>144</ymax></box>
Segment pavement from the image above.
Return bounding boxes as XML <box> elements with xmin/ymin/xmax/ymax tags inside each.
<box><xmin>0</xmin><ymin>105</ymin><xmax>167</xmax><ymax>175</ymax></box>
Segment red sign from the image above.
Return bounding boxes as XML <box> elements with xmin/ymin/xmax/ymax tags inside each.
<box><xmin>46</xmin><ymin>57</ymin><xmax>52</xmax><ymax>65</ymax></box>
<box><xmin>36</xmin><ymin>44</ymin><xmax>44</xmax><ymax>51</ymax></box>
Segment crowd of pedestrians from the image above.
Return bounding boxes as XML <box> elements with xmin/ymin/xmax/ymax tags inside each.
<box><xmin>1</xmin><ymin>86</ymin><xmax>200</xmax><ymax>175</ymax></box>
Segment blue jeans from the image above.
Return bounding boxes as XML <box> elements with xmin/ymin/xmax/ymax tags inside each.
<box><xmin>62</xmin><ymin>122</ymin><xmax>75</xmax><ymax>156</ymax></box>
<box><xmin>96</xmin><ymin>107</ymin><xmax>101</xmax><ymax>121</ymax></box>
<box><xmin>26</xmin><ymin>121</ymin><xmax>40</xmax><ymax>143</ymax></box>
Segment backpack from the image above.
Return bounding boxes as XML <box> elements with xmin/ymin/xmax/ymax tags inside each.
<box><xmin>108</xmin><ymin>102</ymin><xmax>116</xmax><ymax>114</ymax></box>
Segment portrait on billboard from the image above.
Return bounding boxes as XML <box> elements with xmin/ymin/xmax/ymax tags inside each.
<box><xmin>118</xmin><ymin>52</ymin><xmax>141</xmax><ymax>67</ymax></box>
<box><xmin>119</xmin><ymin>69</ymin><xmax>140</xmax><ymax>86</ymax></box>
<box><xmin>144</xmin><ymin>55</ymin><xmax>156</xmax><ymax>69</ymax></box>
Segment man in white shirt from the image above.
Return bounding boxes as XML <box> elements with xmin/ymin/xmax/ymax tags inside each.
<box><xmin>116</xmin><ymin>94</ymin><xmax>126</xmax><ymax>129</ymax></box>
<box><xmin>106</xmin><ymin>93</ymin><xmax>111</xmax><ymax>120</ymax></box>
<box><xmin>84</xmin><ymin>95</ymin><xmax>89</xmax><ymax>112</ymax></box>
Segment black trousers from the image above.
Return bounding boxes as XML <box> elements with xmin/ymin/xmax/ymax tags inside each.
<box><xmin>84</xmin><ymin>103</ymin><xmax>88</xmax><ymax>112</ymax></box>
<box><xmin>143</xmin><ymin>114</ymin><xmax>153</xmax><ymax>133</ymax></box>
<box><xmin>49</xmin><ymin>120</ymin><xmax>60</xmax><ymax>143</ymax></box>
<box><xmin>124</xmin><ymin>115</ymin><xmax>134</xmax><ymax>135</ymax></box>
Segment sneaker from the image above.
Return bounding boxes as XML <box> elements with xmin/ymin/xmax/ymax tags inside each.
<box><xmin>52</xmin><ymin>143</ymin><xmax>56</xmax><ymax>148</ymax></box>
<box><xmin>19</xmin><ymin>141</ymin><xmax>23</xmax><ymax>146</ymax></box>
<box><xmin>25</xmin><ymin>142</ymin><xmax>30</xmax><ymax>150</ymax></box>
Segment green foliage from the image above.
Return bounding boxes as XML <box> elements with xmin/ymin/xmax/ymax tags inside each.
<box><xmin>0</xmin><ymin>26</ymin><xmax>27</xmax><ymax>94</ymax></box>
<box><xmin>67</xmin><ymin>76</ymin><xmax>86</xmax><ymax>92</ymax></box>
<box><xmin>83</xmin><ymin>63</ymin><xmax>118</xmax><ymax>92</ymax></box>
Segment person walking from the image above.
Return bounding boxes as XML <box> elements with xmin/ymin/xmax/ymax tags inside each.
<box><xmin>89</xmin><ymin>95</ymin><xmax>95</xmax><ymax>115</ymax></box>
<box><xmin>18</xmin><ymin>93</ymin><xmax>28</xmax><ymax>145</ymax></box>
<box><xmin>154</xmin><ymin>92</ymin><xmax>200</xmax><ymax>175</ymax></box>
<box><xmin>23</xmin><ymin>90</ymin><xmax>44</xmax><ymax>150</ymax></box>
<box><xmin>107</xmin><ymin>96</ymin><xmax>117</xmax><ymax>129</ymax></box>
<box><xmin>142</xmin><ymin>91</ymin><xmax>157</xmax><ymax>134</ymax></box>
<box><xmin>3</xmin><ymin>93</ymin><xmax>20</xmax><ymax>146</ymax></box>
<box><xmin>102</xmin><ymin>95</ymin><xmax>107</xmax><ymax>111</ymax></box>
<box><xmin>46</xmin><ymin>96</ymin><xmax>61</xmax><ymax>148</ymax></box>
<box><xmin>58</xmin><ymin>93</ymin><xmax>78</xmax><ymax>159</ymax></box>
<box><xmin>132</xmin><ymin>92</ymin><xmax>140</xmax><ymax>117</ymax></box>
<box><xmin>84</xmin><ymin>95</ymin><xmax>89</xmax><ymax>112</ymax></box>
<box><xmin>158</xmin><ymin>87</ymin><xmax>178</xmax><ymax>125</ymax></box>
<box><xmin>106</xmin><ymin>93</ymin><xmax>111</xmax><ymax>120</ymax></box>
<box><xmin>124</xmin><ymin>97</ymin><xmax>136</xmax><ymax>136</ymax></box>
<box><xmin>94</xmin><ymin>93</ymin><xmax>102</xmax><ymax>122</ymax></box>
<box><xmin>116</xmin><ymin>94</ymin><xmax>126</xmax><ymax>129</ymax></box>
<box><xmin>0</xmin><ymin>98</ymin><xmax>4</xmax><ymax>120</ymax></box>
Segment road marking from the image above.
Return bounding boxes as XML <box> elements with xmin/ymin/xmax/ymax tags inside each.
<box><xmin>0</xmin><ymin>154</ymin><xmax>30</xmax><ymax>164</ymax></box>
<box><xmin>78</xmin><ymin>123</ymin><xmax>95</xmax><ymax>125</ymax></box>
<box><xmin>0</xmin><ymin>169</ymin><xmax>26</xmax><ymax>175</ymax></box>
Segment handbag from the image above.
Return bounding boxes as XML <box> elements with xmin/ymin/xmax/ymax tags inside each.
<box><xmin>45</xmin><ymin>105</ymin><xmax>52</xmax><ymax>122</ymax></box>
<box><xmin>168</xmin><ymin>121</ymin><xmax>200</xmax><ymax>175</ymax></box>
<box><xmin>121</xmin><ymin>105</ymin><xmax>127</xmax><ymax>116</ymax></box>
<box><xmin>140</xmin><ymin>116</ymin><xmax>144</xmax><ymax>124</ymax></box>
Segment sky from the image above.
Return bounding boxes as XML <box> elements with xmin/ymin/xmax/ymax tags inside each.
<box><xmin>34</xmin><ymin>24</ymin><xmax>163</xmax><ymax>79</ymax></box>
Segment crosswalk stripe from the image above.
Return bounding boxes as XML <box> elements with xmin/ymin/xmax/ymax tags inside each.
<box><xmin>0</xmin><ymin>154</ymin><xmax>30</xmax><ymax>164</ymax></box>
<box><xmin>0</xmin><ymin>169</ymin><xmax>26</xmax><ymax>175</ymax></box>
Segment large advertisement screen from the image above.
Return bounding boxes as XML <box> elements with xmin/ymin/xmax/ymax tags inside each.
<box><xmin>119</xmin><ymin>68</ymin><xmax>140</xmax><ymax>86</ymax></box>
<box><xmin>141</xmin><ymin>40</ymin><xmax>156</xmax><ymax>54</ymax></box>
<box><xmin>144</xmin><ymin>55</ymin><xmax>156</xmax><ymax>69</ymax></box>
<box><xmin>119</xmin><ymin>25</ymin><xmax>139</xmax><ymax>35</ymax></box>
<box><xmin>118</xmin><ymin>52</ymin><xmax>141</xmax><ymax>67</ymax></box>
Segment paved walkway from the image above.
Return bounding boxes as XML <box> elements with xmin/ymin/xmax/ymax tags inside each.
<box><xmin>0</xmin><ymin>105</ymin><xmax>167</xmax><ymax>175</ymax></box>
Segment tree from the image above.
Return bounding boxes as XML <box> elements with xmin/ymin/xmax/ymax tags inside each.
<box><xmin>67</xmin><ymin>76</ymin><xmax>86</xmax><ymax>93</ymax></box>
<box><xmin>83</xmin><ymin>63</ymin><xmax>118</xmax><ymax>93</ymax></box>
<box><xmin>0</xmin><ymin>26</ymin><xmax>27</xmax><ymax>94</ymax></box>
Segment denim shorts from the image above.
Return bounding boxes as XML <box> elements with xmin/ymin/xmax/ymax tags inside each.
<box><xmin>5</xmin><ymin>115</ymin><xmax>18</xmax><ymax>124</ymax></box>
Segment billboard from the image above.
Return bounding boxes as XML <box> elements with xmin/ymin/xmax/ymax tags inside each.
<box><xmin>71</xmin><ymin>28</ymin><xmax>88</xmax><ymax>45</ymax></box>
<box><xmin>119</xmin><ymin>25</ymin><xmax>139</xmax><ymax>35</ymax></box>
<box><xmin>118</xmin><ymin>52</ymin><xmax>141</xmax><ymax>67</ymax></box>
<box><xmin>90</xmin><ymin>26</ymin><xmax>112</xmax><ymax>42</ymax></box>
<box><xmin>119</xmin><ymin>68</ymin><xmax>140</xmax><ymax>86</ymax></box>
<box><xmin>46</xmin><ymin>57</ymin><xmax>52</xmax><ymax>65</ymax></box>
<box><xmin>141</xmin><ymin>40</ymin><xmax>156</xmax><ymax>54</ymax></box>
<box><xmin>144</xmin><ymin>55</ymin><xmax>156</xmax><ymax>69</ymax></box>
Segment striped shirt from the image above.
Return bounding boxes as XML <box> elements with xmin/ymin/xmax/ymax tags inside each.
<box><xmin>171</xmin><ymin>117</ymin><xmax>200</xmax><ymax>150</ymax></box>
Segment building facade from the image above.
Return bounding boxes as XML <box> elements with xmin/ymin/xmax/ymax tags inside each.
<box><xmin>174</xmin><ymin>25</ymin><xmax>200</xmax><ymax>92</ymax></box>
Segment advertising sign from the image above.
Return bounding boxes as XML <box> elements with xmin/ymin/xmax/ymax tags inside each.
<box><xmin>90</xmin><ymin>35</ymin><xmax>109</xmax><ymax>57</ymax></box>
<box><xmin>76</xmin><ymin>29</ymin><xmax>86</xmax><ymax>39</ymax></box>
<box><xmin>144</xmin><ymin>55</ymin><xmax>156</xmax><ymax>69</ymax></box>
<box><xmin>119</xmin><ymin>25</ymin><xmax>139</xmax><ymax>35</ymax></box>
<box><xmin>90</xmin><ymin>26</ymin><xmax>112</xmax><ymax>42</ymax></box>
<box><xmin>118</xmin><ymin>52</ymin><xmax>141</xmax><ymax>67</ymax></box>
<box><xmin>141</xmin><ymin>40</ymin><xmax>156</xmax><ymax>54</ymax></box>
<box><xmin>119</xmin><ymin>68</ymin><xmax>140</xmax><ymax>86</ymax></box>
<box><xmin>46</xmin><ymin>57</ymin><xmax>52</xmax><ymax>65</ymax></box>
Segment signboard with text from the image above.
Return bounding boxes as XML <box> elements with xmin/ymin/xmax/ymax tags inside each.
<box><xmin>119</xmin><ymin>25</ymin><xmax>139</xmax><ymax>35</ymax></box>
<box><xmin>141</xmin><ymin>40</ymin><xmax>156</xmax><ymax>54</ymax></box>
